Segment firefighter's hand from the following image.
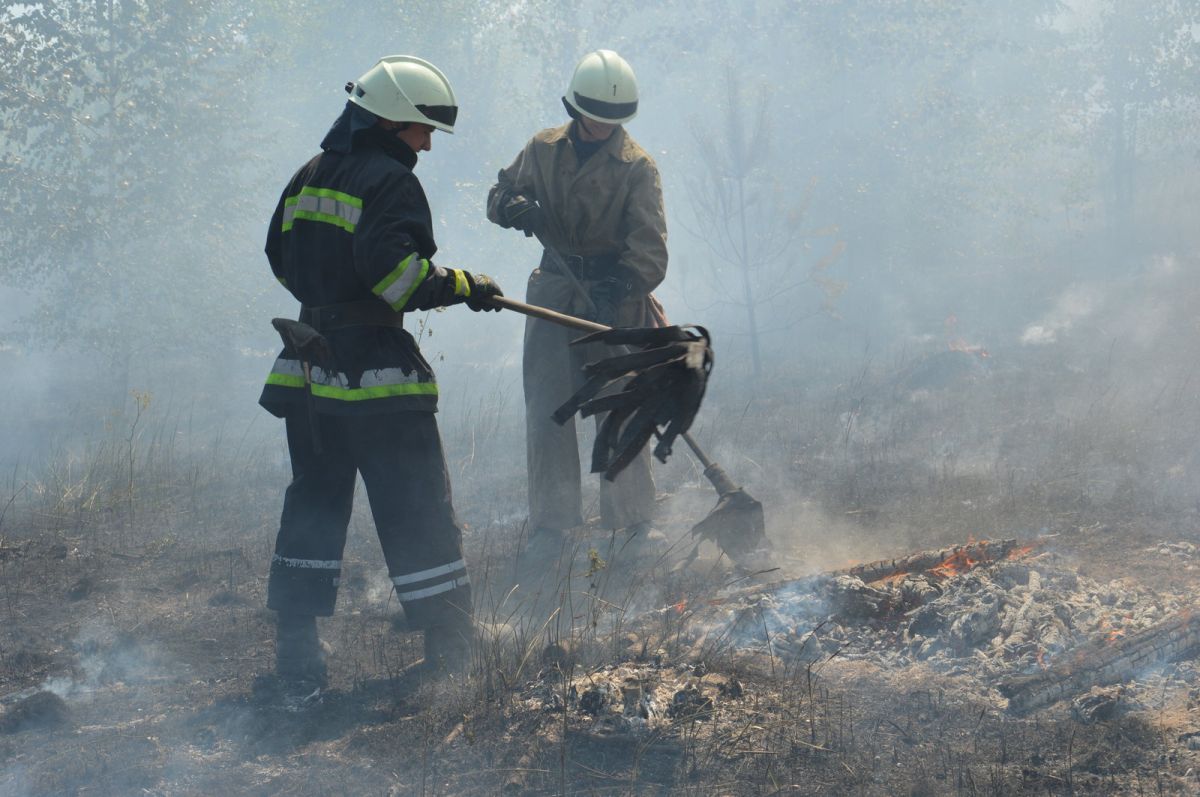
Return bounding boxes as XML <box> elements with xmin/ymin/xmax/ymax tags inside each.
<box><xmin>463</xmin><ymin>272</ymin><xmax>504</xmax><ymax>312</ymax></box>
<box><xmin>503</xmin><ymin>194</ymin><xmax>542</xmax><ymax>236</ymax></box>
<box><xmin>589</xmin><ymin>276</ymin><xmax>629</xmax><ymax>326</ymax></box>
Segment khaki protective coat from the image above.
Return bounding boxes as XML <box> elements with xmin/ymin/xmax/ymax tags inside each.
<box><xmin>488</xmin><ymin>123</ymin><xmax>668</xmax><ymax>531</ymax></box>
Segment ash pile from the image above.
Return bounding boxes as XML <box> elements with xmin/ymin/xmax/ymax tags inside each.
<box><xmin>521</xmin><ymin>659</ymin><xmax>744</xmax><ymax>737</ymax></box>
<box><xmin>641</xmin><ymin>539</ymin><xmax>1197</xmax><ymax>713</ymax></box>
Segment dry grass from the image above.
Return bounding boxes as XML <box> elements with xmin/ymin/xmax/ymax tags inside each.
<box><xmin>2</xmin><ymin>346</ymin><xmax>1200</xmax><ymax>794</ymax></box>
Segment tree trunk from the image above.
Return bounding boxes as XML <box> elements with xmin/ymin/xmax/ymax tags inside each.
<box><xmin>736</xmin><ymin>176</ymin><xmax>762</xmax><ymax>381</ymax></box>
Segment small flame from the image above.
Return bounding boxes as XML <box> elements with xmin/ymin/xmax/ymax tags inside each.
<box><xmin>1097</xmin><ymin>614</ymin><xmax>1130</xmax><ymax>644</ymax></box>
<box><xmin>672</xmin><ymin>599</ymin><xmax>688</xmax><ymax>614</ymax></box>
<box><xmin>1007</xmin><ymin>545</ymin><xmax>1036</xmax><ymax>560</ymax></box>
<box><xmin>948</xmin><ymin>338</ymin><xmax>990</xmax><ymax>359</ymax></box>
<box><xmin>1036</xmin><ymin>649</ymin><xmax>1049</xmax><ymax>669</ymax></box>
<box><xmin>1104</xmin><ymin>614</ymin><xmax>1133</xmax><ymax>643</ymax></box>
<box><xmin>930</xmin><ymin>549</ymin><xmax>979</xmax><ymax>579</ymax></box>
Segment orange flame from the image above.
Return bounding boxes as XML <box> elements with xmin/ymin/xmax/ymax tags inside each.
<box><xmin>948</xmin><ymin>339</ymin><xmax>990</xmax><ymax>359</ymax></box>
<box><xmin>1104</xmin><ymin>614</ymin><xmax>1133</xmax><ymax>643</ymax></box>
<box><xmin>1007</xmin><ymin>545</ymin><xmax>1036</xmax><ymax>560</ymax></box>
<box><xmin>930</xmin><ymin>549</ymin><xmax>979</xmax><ymax>579</ymax></box>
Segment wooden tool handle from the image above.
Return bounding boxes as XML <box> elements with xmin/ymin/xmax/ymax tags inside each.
<box><xmin>485</xmin><ymin>295</ymin><xmax>609</xmax><ymax>333</ymax></box>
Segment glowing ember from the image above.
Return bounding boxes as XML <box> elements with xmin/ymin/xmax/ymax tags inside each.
<box><xmin>930</xmin><ymin>549</ymin><xmax>980</xmax><ymax>579</ymax></box>
<box><xmin>1103</xmin><ymin>614</ymin><xmax>1133</xmax><ymax>643</ymax></box>
<box><xmin>948</xmin><ymin>339</ymin><xmax>990</xmax><ymax>359</ymax></box>
<box><xmin>1007</xmin><ymin>545</ymin><xmax>1036</xmax><ymax>559</ymax></box>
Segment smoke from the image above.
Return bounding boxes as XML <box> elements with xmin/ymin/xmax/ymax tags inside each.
<box><xmin>40</xmin><ymin>620</ymin><xmax>168</xmax><ymax>701</ymax></box>
<box><xmin>1020</xmin><ymin>284</ymin><xmax>1104</xmax><ymax>346</ymax></box>
<box><xmin>1</xmin><ymin>2</ymin><xmax>1199</xmax><ymax>791</ymax></box>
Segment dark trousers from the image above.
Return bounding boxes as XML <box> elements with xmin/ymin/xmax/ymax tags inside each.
<box><xmin>266</xmin><ymin>410</ymin><xmax>470</xmax><ymax>629</ymax></box>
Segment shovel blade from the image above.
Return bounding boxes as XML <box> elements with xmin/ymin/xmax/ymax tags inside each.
<box><xmin>690</xmin><ymin>488</ymin><xmax>769</xmax><ymax>568</ymax></box>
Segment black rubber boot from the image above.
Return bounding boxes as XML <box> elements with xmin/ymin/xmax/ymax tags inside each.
<box><xmin>423</xmin><ymin>621</ymin><xmax>474</xmax><ymax>675</ymax></box>
<box><xmin>275</xmin><ymin>612</ymin><xmax>328</xmax><ymax>686</ymax></box>
<box><xmin>421</xmin><ymin>615</ymin><xmax>520</xmax><ymax>679</ymax></box>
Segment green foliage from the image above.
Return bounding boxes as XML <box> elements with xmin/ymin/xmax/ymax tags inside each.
<box><xmin>1071</xmin><ymin>0</ymin><xmax>1200</xmax><ymax>257</ymax></box>
<box><xmin>0</xmin><ymin>1</ymin><xmax>266</xmax><ymax>358</ymax></box>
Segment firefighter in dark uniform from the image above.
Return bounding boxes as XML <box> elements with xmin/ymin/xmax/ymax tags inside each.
<box><xmin>259</xmin><ymin>55</ymin><xmax>503</xmax><ymax>685</ymax></box>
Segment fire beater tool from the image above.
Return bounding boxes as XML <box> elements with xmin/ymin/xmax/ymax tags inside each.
<box><xmin>485</xmin><ymin>294</ymin><xmax>770</xmax><ymax>567</ymax></box>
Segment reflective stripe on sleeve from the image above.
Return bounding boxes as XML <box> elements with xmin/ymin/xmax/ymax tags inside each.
<box><xmin>394</xmin><ymin>575</ymin><xmax>470</xmax><ymax>602</ymax></box>
<box><xmin>281</xmin><ymin>187</ymin><xmax>363</xmax><ymax>234</ymax></box>
<box><xmin>264</xmin><ymin>357</ymin><xmax>438</xmax><ymax>401</ymax></box>
<box><xmin>373</xmin><ymin>253</ymin><xmax>430</xmax><ymax>311</ymax></box>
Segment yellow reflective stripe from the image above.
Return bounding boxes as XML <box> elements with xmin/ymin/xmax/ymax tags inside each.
<box><xmin>452</xmin><ymin>269</ymin><xmax>470</xmax><ymax>297</ymax></box>
<box><xmin>266</xmin><ymin>373</ymin><xmax>305</xmax><ymax>388</ymax></box>
<box><xmin>265</xmin><ymin>373</ymin><xmax>438</xmax><ymax>400</ymax></box>
<box><xmin>265</xmin><ymin>360</ymin><xmax>438</xmax><ymax>401</ymax></box>
<box><xmin>311</xmin><ymin>382</ymin><xmax>438</xmax><ymax>401</ymax></box>
<box><xmin>287</xmin><ymin>209</ymin><xmax>355</xmax><ymax>233</ymax></box>
<box><xmin>296</xmin><ymin>186</ymin><xmax>362</xmax><ymax>208</ymax></box>
<box><xmin>374</xmin><ymin>253</ymin><xmax>429</xmax><ymax>311</ymax></box>
<box><xmin>281</xmin><ymin>188</ymin><xmax>363</xmax><ymax>233</ymax></box>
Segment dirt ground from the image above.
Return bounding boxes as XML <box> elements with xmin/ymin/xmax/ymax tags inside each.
<box><xmin>3</xmin><ymin>496</ymin><xmax>1200</xmax><ymax>794</ymax></box>
<box><xmin>4</xmin><ymin>350</ymin><xmax>1200</xmax><ymax>795</ymax></box>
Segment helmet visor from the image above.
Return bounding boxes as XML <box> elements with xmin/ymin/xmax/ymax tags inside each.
<box><xmin>416</xmin><ymin>103</ymin><xmax>458</xmax><ymax>128</ymax></box>
<box><xmin>572</xmin><ymin>92</ymin><xmax>637</xmax><ymax>122</ymax></box>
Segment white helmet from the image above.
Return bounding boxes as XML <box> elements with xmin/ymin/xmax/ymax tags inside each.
<box><xmin>346</xmin><ymin>55</ymin><xmax>458</xmax><ymax>133</ymax></box>
<box><xmin>562</xmin><ymin>49</ymin><xmax>638</xmax><ymax>124</ymax></box>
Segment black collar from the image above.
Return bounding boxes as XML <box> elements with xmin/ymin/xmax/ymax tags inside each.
<box><xmin>362</xmin><ymin>126</ymin><xmax>418</xmax><ymax>169</ymax></box>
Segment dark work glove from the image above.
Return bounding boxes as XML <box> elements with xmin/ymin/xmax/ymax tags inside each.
<box><xmin>503</xmin><ymin>194</ymin><xmax>542</xmax><ymax>236</ymax></box>
<box><xmin>463</xmin><ymin>271</ymin><xmax>504</xmax><ymax>312</ymax></box>
<box><xmin>589</xmin><ymin>276</ymin><xmax>630</xmax><ymax>327</ymax></box>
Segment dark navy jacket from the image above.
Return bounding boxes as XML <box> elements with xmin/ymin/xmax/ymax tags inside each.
<box><xmin>260</xmin><ymin>105</ymin><xmax>472</xmax><ymax>416</ymax></box>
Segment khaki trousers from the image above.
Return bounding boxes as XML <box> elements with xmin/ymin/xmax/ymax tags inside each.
<box><xmin>523</xmin><ymin>312</ymin><xmax>655</xmax><ymax>531</ymax></box>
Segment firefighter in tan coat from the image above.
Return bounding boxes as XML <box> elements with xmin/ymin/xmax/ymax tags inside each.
<box><xmin>487</xmin><ymin>50</ymin><xmax>668</xmax><ymax>551</ymax></box>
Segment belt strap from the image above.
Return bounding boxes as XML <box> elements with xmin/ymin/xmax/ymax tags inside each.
<box><xmin>554</xmin><ymin>252</ymin><xmax>620</xmax><ymax>280</ymax></box>
<box><xmin>300</xmin><ymin>300</ymin><xmax>404</xmax><ymax>332</ymax></box>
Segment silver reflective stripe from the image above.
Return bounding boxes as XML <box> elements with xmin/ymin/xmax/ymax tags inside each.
<box><xmin>269</xmin><ymin>357</ymin><xmax>341</xmax><ymax>385</ymax></box>
<box><xmin>269</xmin><ymin>357</ymin><xmax>424</xmax><ymax>388</ymax></box>
<box><xmin>282</xmin><ymin>193</ymin><xmax>362</xmax><ymax>231</ymax></box>
<box><xmin>272</xmin><ymin>554</ymin><xmax>342</xmax><ymax>569</ymax></box>
<box><xmin>395</xmin><ymin>575</ymin><xmax>471</xmax><ymax>602</ymax></box>
<box><xmin>390</xmin><ymin>559</ymin><xmax>467</xmax><ymax>586</ymax></box>
<box><xmin>378</xmin><ymin>256</ymin><xmax>426</xmax><ymax>308</ymax></box>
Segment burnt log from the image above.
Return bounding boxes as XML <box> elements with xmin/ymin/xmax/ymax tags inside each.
<box><xmin>846</xmin><ymin>539</ymin><xmax>1021</xmax><ymax>583</ymax></box>
<box><xmin>1000</xmin><ymin>608</ymin><xmax>1200</xmax><ymax>715</ymax></box>
<box><xmin>707</xmin><ymin>538</ymin><xmax>1023</xmax><ymax>606</ymax></box>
